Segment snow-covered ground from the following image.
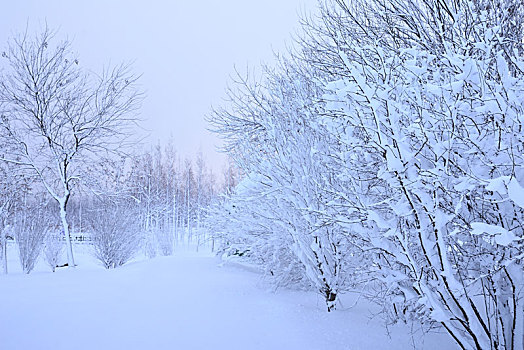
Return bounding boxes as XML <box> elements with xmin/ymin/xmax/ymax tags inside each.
<box><xmin>0</xmin><ymin>244</ymin><xmax>456</xmax><ymax>350</ymax></box>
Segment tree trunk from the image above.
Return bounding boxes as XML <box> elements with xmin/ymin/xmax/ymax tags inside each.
<box><xmin>1</xmin><ymin>229</ymin><xmax>7</xmax><ymax>274</ymax></box>
<box><xmin>59</xmin><ymin>200</ymin><xmax>75</xmax><ymax>268</ymax></box>
<box><xmin>326</xmin><ymin>290</ymin><xmax>337</xmax><ymax>312</ymax></box>
<box><xmin>186</xmin><ymin>181</ymin><xmax>190</xmax><ymax>245</ymax></box>
<box><xmin>173</xmin><ymin>192</ymin><xmax>177</xmax><ymax>249</ymax></box>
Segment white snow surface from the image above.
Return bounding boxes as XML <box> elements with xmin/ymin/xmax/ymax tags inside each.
<box><xmin>0</xmin><ymin>244</ymin><xmax>455</xmax><ymax>350</ymax></box>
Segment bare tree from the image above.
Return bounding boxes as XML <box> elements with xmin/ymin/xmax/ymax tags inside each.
<box><xmin>0</xmin><ymin>27</ymin><xmax>142</xmax><ymax>268</ymax></box>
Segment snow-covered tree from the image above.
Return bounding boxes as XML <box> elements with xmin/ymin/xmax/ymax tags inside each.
<box><xmin>208</xmin><ymin>0</ymin><xmax>523</xmax><ymax>346</ymax></box>
<box><xmin>0</xmin><ymin>27</ymin><xmax>142</xmax><ymax>268</ymax></box>
<box><xmin>209</xmin><ymin>62</ymin><xmax>362</xmax><ymax>311</ymax></box>
<box><xmin>312</xmin><ymin>0</ymin><xmax>524</xmax><ymax>347</ymax></box>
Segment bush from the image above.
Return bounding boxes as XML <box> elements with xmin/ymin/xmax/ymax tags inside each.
<box><xmin>43</xmin><ymin>233</ymin><xmax>64</xmax><ymax>272</ymax></box>
<box><xmin>87</xmin><ymin>200</ymin><xmax>142</xmax><ymax>269</ymax></box>
<box><xmin>15</xmin><ymin>211</ymin><xmax>49</xmax><ymax>274</ymax></box>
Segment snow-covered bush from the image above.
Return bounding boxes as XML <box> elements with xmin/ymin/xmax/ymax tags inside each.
<box><xmin>206</xmin><ymin>178</ymin><xmax>313</xmax><ymax>291</ymax></box>
<box><xmin>87</xmin><ymin>200</ymin><xmax>142</xmax><ymax>269</ymax></box>
<box><xmin>14</xmin><ymin>210</ymin><xmax>49</xmax><ymax>274</ymax></box>
<box><xmin>0</xmin><ymin>224</ymin><xmax>13</xmax><ymax>274</ymax></box>
<box><xmin>143</xmin><ymin>229</ymin><xmax>158</xmax><ymax>259</ymax></box>
<box><xmin>43</xmin><ymin>232</ymin><xmax>64</xmax><ymax>272</ymax></box>
<box><xmin>155</xmin><ymin>227</ymin><xmax>174</xmax><ymax>256</ymax></box>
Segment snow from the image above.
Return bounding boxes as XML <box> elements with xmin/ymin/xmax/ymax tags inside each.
<box><xmin>0</xmin><ymin>244</ymin><xmax>455</xmax><ymax>350</ymax></box>
<box><xmin>485</xmin><ymin>175</ymin><xmax>524</xmax><ymax>210</ymax></box>
<box><xmin>485</xmin><ymin>175</ymin><xmax>511</xmax><ymax>195</ymax></box>
<box><xmin>508</xmin><ymin>178</ymin><xmax>524</xmax><ymax>209</ymax></box>
<box><xmin>470</xmin><ymin>222</ymin><xmax>520</xmax><ymax>246</ymax></box>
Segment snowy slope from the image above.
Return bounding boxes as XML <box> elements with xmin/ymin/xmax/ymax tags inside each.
<box><xmin>0</xmin><ymin>246</ymin><xmax>455</xmax><ymax>350</ymax></box>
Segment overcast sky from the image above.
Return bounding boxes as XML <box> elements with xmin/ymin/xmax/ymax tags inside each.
<box><xmin>0</xmin><ymin>0</ymin><xmax>318</xmax><ymax>172</ymax></box>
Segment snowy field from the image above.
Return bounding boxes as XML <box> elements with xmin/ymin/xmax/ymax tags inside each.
<box><xmin>0</xmin><ymin>244</ymin><xmax>456</xmax><ymax>350</ymax></box>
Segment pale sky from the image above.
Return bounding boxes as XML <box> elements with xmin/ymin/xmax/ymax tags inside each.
<box><xmin>0</xmin><ymin>1</ymin><xmax>318</xmax><ymax>172</ymax></box>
